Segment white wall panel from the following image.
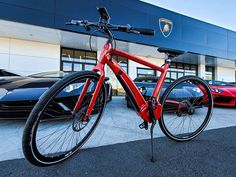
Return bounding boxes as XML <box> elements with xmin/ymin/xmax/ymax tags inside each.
<box><xmin>216</xmin><ymin>67</ymin><xmax>235</xmax><ymax>82</ymax></box>
<box><xmin>0</xmin><ymin>37</ymin><xmax>60</xmax><ymax>75</ymax></box>
<box><xmin>129</xmin><ymin>43</ymin><xmax>165</xmax><ymax>59</ymax></box>
<box><xmin>0</xmin><ymin>37</ymin><xmax>10</xmax><ymax>54</ymax></box>
<box><xmin>0</xmin><ymin>54</ymin><xmax>9</xmax><ymax>69</ymax></box>
<box><xmin>9</xmin><ymin>55</ymin><xmax>60</xmax><ymax>75</ymax></box>
<box><xmin>10</xmin><ymin>39</ymin><xmax>60</xmax><ymax>59</ymax></box>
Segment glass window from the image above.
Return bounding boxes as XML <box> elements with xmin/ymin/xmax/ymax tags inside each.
<box><xmin>85</xmin><ymin>58</ymin><xmax>97</xmax><ymax>64</ymax></box>
<box><xmin>74</xmin><ymin>63</ymin><xmax>82</xmax><ymax>71</ymax></box>
<box><xmin>171</xmin><ymin>72</ymin><xmax>177</xmax><ymax>79</ymax></box>
<box><xmin>85</xmin><ymin>64</ymin><xmax>94</xmax><ymax>70</ymax></box>
<box><xmin>169</xmin><ymin>62</ymin><xmax>198</xmax><ymax>79</ymax></box>
<box><xmin>62</xmin><ymin>49</ymin><xmax>74</xmax><ymax>62</ymax></box>
<box><xmin>170</xmin><ymin>62</ymin><xmax>176</xmax><ymax>68</ymax></box>
<box><xmin>184</xmin><ymin>64</ymin><xmax>190</xmax><ymax>70</ymax></box>
<box><xmin>166</xmin><ymin>72</ymin><xmax>170</xmax><ymax>78</ymax></box>
<box><xmin>185</xmin><ymin>71</ymin><xmax>196</xmax><ymax>76</ymax></box>
<box><xmin>191</xmin><ymin>65</ymin><xmax>197</xmax><ymax>70</ymax></box>
<box><xmin>61</xmin><ymin>48</ymin><xmax>97</xmax><ymax>72</ymax></box>
<box><xmin>205</xmin><ymin>66</ymin><xmax>215</xmax><ymax>80</ymax></box>
<box><xmin>74</xmin><ymin>50</ymin><xmax>85</xmax><ymax>59</ymax></box>
<box><xmin>178</xmin><ymin>72</ymin><xmax>184</xmax><ymax>78</ymax></box>
<box><xmin>114</xmin><ymin>56</ymin><xmax>128</xmax><ymax>73</ymax></box>
<box><xmin>74</xmin><ymin>50</ymin><xmax>86</xmax><ymax>63</ymax></box>
<box><xmin>86</xmin><ymin>52</ymin><xmax>97</xmax><ymax>59</ymax></box>
<box><xmin>63</xmin><ymin>62</ymin><xmax>72</xmax><ymax>71</ymax></box>
<box><xmin>177</xmin><ymin>63</ymin><xmax>184</xmax><ymax>69</ymax></box>
<box><xmin>137</xmin><ymin>67</ymin><xmax>156</xmax><ymax>77</ymax></box>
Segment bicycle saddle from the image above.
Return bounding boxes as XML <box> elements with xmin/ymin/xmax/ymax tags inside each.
<box><xmin>157</xmin><ymin>48</ymin><xmax>184</xmax><ymax>58</ymax></box>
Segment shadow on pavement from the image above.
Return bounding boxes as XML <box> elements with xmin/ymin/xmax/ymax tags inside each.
<box><xmin>0</xmin><ymin>126</ymin><xmax>235</xmax><ymax>177</ymax></box>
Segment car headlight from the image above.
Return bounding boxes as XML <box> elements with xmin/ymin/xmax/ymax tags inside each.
<box><xmin>64</xmin><ymin>83</ymin><xmax>84</xmax><ymax>93</ymax></box>
<box><xmin>0</xmin><ymin>88</ymin><xmax>8</xmax><ymax>99</ymax></box>
<box><xmin>211</xmin><ymin>88</ymin><xmax>224</xmax><ymax>93</ymax></box>
<box><xmin>192</xmin><ymin>87</ymin><xmax>201</xmax><ymax>93</ymax></box>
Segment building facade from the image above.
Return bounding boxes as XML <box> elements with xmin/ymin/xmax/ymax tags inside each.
<box><xmin>0</xmin><ymin>0</ymin><xmax>235</xmax><ymax>95</ymax></box>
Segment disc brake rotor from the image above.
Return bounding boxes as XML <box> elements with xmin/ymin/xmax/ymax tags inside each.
<box><xmin>72</xmin><ymin>107</ymin><xmax>89</xmax><ymax>132</ymax></box>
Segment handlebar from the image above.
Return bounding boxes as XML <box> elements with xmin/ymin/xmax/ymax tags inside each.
<box><xmin>66</xmin><ymin>19</ymin><xmax>155</xmax><ymax>36</ymax></box>
<box><xmin>117</xmin><ymin>26</ymin><xmax>155</xmax><ymax>36</ymax></box>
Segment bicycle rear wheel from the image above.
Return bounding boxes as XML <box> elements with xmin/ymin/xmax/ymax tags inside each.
<box><xmin>159</xmin><ymin>76</ymin><xmax>213</xmax><ymax>142</ymax></box>
<box><xmin>22</xmin><ymin>71</ymin><xmax>106</xmax><ymax>166</ymax></box>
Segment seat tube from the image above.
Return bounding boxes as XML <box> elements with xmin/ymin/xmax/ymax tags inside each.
<box><xmin>152</xmin><ymin>63</ymin><xmax>170</xmax><ymax>98</ymax></box>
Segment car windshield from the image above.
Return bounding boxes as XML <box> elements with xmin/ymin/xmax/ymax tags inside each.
<box><xmin>30</xmin><ymin>71</ymin><xmax>71</xmax><ymax>78</ymax></box>
<box><xmin>207</xmin><ymin>80</ymin><xmax>235</xmax><ymax>86</ymax></box>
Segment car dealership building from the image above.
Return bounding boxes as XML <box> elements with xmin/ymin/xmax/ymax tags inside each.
<box><xmin>0</xmin><ymin>0</ymin><xmax>236</xmax><ymax>95</ymax></box>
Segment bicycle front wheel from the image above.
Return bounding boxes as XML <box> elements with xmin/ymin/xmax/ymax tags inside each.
<box><xmin>159</xmin><ymin>76</ymin><xmax>213</xmax><ymax>142</ymax></box>
<box><xmin>22</xmin><ymin>71</ymin><xmax>106</xmax><ymax>166</ymax></box>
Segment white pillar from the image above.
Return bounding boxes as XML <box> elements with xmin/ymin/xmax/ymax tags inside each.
<box><xmin>198</xmin><ymin>55</ymin><xmax>205</xmax><ymax>79</ymax></box>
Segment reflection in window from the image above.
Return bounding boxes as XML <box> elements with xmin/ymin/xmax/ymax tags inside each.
<box><xmin>137</xmin><ymin>67</ymin><xmax>156</xmax><ymax>77</ymax></box>
<box><xmin>113</xmin><ymin>55</ymin><xmax>128</xmax><ymax>73</ymax></box>
<box><xmin>61</xmin><ymin>48</ymin><xmax>97</xmax><ymax>72</ymax></box>
<box><xmin>85</xmin><ymin>64</ymin><xmax>94</xmax><ymax>70</ymax></box>
<box><xmin>171</xmin><ymin>72</ymin><xmax>177</xmax><ymax>79</ymax></box>
<box><xmin>74</xmin><ymin>64</ymin><xmax>82</xmax><ymax>71</ymax></box>
<box><xmin>63</xmin><ymin>62</ymin><xmax>72</xmax><ymax>71</ymax></box>
<box><xmin>205</xmin><ymin>66</ymin><xmax>215</xmax><ymax>80</ymax></box>
<box><xmin>168</xmin><ymin>62</ymin><xmax>198</xmax><ymax>79</ymax></box>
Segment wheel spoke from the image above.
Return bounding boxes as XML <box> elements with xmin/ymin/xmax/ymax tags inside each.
<box><xmin>161</xmin><ymin>77</ymin><xmax>213</xmax><ymax>141</ymax></box>
<box><xmin>23</xmin><ymin>73</ymin><xmax>106</xmax><ymax>165</ymax></box>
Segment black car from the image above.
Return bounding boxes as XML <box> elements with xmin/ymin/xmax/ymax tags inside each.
<box><xmin>126</xmin><ymin>76</ymin><xmax>173</xmax><ymax>108</ymax></box>
<box><xmin>0</xmin><ymin>69</ymin><xmax>20</xmax><ymax>76</ymax></box>
<box><xmin>229</xmin><ymin>82</ymin><xmax>236</xmax><ymax>86</ymax></box>
<box><xmin>0</xmin><ymin>71</ymin><xmax>112</xmax><ymax>119</ymax></box>
<box><xmin>127</xmin><ymin>76</ymin><xmax>204</xmax><ymax>109</ymax></box>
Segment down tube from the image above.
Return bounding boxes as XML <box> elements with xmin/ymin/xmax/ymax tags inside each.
<box><xmin>107</xmin><ymin>59</ymin><xmax>151</xmax><ymax>122</ymax></box>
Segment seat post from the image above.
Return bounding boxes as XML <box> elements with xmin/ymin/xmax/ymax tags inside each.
<box><xmin>157</xmin><ymin>47</ymin><xmax>185</xmax><ymax>64</ymax></box>
<box><xmin>165</xmin><ymin>57</ymin><xmax>171</xmax><ymax>64</ymax></box>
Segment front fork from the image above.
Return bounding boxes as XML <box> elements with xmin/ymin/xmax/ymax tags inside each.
<box><xmin>72</xmin><ymin>69</ymin><xmax>105</xmax><ymax>121</ymax></box>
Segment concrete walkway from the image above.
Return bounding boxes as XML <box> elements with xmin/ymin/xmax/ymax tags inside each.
<box><xmin>0</xmin><ymin>96</ymin><xmax>236</xmax><ymax>161</ymax></box>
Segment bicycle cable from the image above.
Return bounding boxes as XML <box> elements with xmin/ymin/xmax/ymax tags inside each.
<box><xmin>89</xmin><ymin>29</ymin><xmax>100</xmax><ymax>63</ymax></box>
<box><xmin>88</xmin><ymin>27</ymin><xmax>117</xmax><ymax>63</ymax></box>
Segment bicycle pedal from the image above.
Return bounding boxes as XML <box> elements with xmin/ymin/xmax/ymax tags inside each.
<box><xmin>139</xmin><ymin>121</ymin><xmax>148</xmax><ymax>130</ymax></box>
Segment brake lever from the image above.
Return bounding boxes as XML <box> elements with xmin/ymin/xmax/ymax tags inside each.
<box><xmin>65</xmin><ymin>20</ymin><xmax>79</xmax><ymax>25</ymax></box>
<box><xmin>127</xmin><ymin>24</ymin><xmax>140</xmax><ymax>35</ymax></box>
<box><xmin>130</xmin><ymin>30</ymin><xmax>140</xmax><ymax>35</ymax></box>
<box><xmin>66</xmin><ymin>20</ymin><xmax>88</xmax><ymax>26</ymax></box>
<box><xmin>84</xmin><ymin>26</ymin><xmax>91</xmax><ymax>31</ymax></box>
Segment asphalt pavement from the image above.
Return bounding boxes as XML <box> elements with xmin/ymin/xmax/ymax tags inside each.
<box><xmin>0</xmin><ymin>126</ymin><xmax>235</xmax><ymax>177</ymax></box>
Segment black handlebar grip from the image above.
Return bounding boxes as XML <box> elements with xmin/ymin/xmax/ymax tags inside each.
<box><xmin>131</xmin><ymin>27</ymin><xmax>155</xmax><ymax>36</ymax></box>
<box><xmin>117</xmin><ymin>26</ymin><xmax>129</xmax><ymax>32</ymax></box>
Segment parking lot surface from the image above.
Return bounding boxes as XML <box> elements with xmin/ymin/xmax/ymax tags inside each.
<box><xmin>0</xmin><ymin>126</ymin><xmax>235</xmax><ymax>177</ymax></box>
<box><xmin>0</xmin><ymin>97</ymin><xmax>236</xmax><ymax>162</ymax></box>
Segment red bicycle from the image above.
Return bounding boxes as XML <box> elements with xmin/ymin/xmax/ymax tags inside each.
<box><xmin>22</xmin><ymin>7</ymin><xmax>213</xmax><ymax>166</ymax></box>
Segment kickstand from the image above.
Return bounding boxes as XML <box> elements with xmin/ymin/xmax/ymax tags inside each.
<box><xmin>150</xmin><ymin>120</ymin><xmax>156</xmax><ymax>163</ymax></box>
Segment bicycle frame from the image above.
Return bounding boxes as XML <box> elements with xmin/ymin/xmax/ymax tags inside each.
<box><xmin>73</xmin><ymin>41</ymin><xmax>170</xmax><ymax>123</ymax></box>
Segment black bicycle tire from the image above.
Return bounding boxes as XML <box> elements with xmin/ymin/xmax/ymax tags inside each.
<box><xmin>22</xmin><ymin>71</ymin><xmax>106</xmax><ymax>166</ymax></box>
<box><xmin>159</xmin><ymin>75</ymin><xmax>213</xmax><ymax>142</ymax></box>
